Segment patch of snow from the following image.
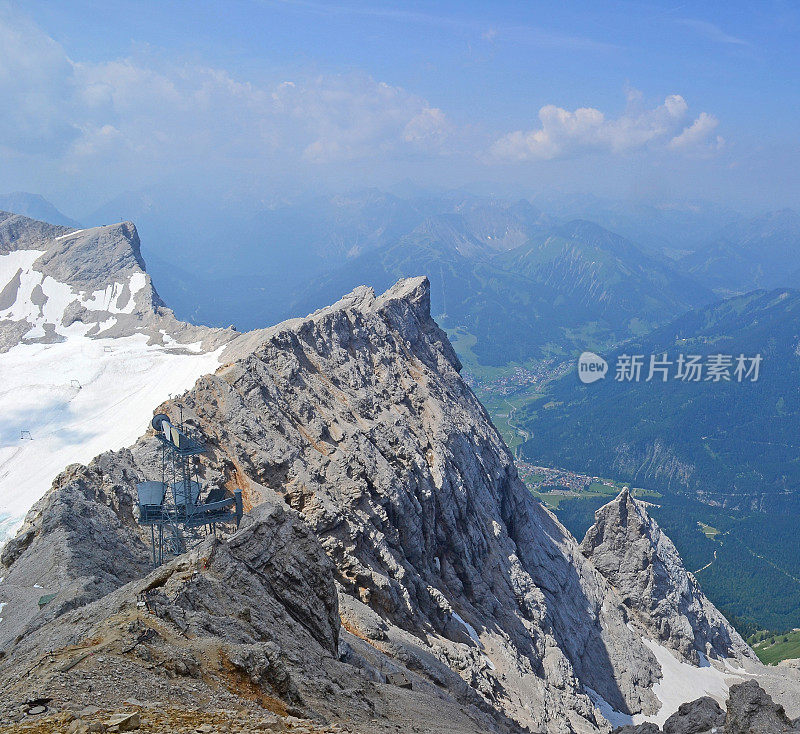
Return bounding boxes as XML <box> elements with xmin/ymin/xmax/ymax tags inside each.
<box><xmin>0</xmin><ymin>333</ymin><xmax>224</xmax><ymax>547</ymax></box>
<box><xmin>128</xmin><ymin>272</ymin><xmax>147</xmax><ymax>298</ymax></box>
<box><xmin>0</xmin><ymin>250</ymin><xmax>41</xmax><ymax>286</ymax></box>
<box><xmin>452</xmin><ymin>610</ymin><xmax>496</xmax><ymax>670</ymax></box>
<box><xmin>0</xmin><ymin>600</ymin><xmax>5</xmax><ymax>624</ymax></box>
<box><xmin>641</xmin><ymin>639</ymin><xmax>739</xmax><ymax>726</ymax></box>
<box><xmin>724</xmin><ymin>658</ymin><xmax>748</xmax><ymax>675</ymax></box>
<box><xmin>52</xmin><ymin>229</ymin><xmax>86</xmax><ymax>241</ymax></box>
<box><xmin>40</xmin><ymin>275</ymin><xmax>78</xmax><ymax>327</ymax></box>
<box><xmin>452</xmin><ymin>611</ymin><xmax>482</xmax><ymax>647</ymax></box>
<box><xmin>585</xmin><ymin>687</ymin><xmax>633</xmax><ymax>729</ymax></box>
<box><xmin>0</xmin><ymin>252</ymin><xmax>150</xmax><ymax>339</ymax></box>
<box><xmin>181</xmin><ymin>340</ymin><xmax>205</xmax><ymax>353</ymax></box>
<box><xmin>0</xmin><ymin>256</ymin><xmax>48</xmax><ymax>323</ymax></box>
<box><xmin>82</xmin><ymin>273</ymin><xmax>145</xmax><ymax>315</ymax></box>
<box><xmin>588</xmin><ymin>640</ymin><xmax>745</xmax><ymax>729</ymax></box>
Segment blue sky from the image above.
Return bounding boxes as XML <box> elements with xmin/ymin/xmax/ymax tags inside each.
<box><xmin>2</xmin><ymin>0</ymin><xmax>798</xmax><ymax>213</ymax></box>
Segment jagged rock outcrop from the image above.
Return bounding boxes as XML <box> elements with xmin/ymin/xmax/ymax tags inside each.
<box><xmin>0</xmin><ymin>486</ymin><xmax>516</xmax><ymax>733</ymax></box>
<box><xmin>614</xmin><ymin>681</ymin><xmax>800</xmax><ymax>733</ymax></box>
<box><xmin>581</xmin><ymin>488</ymin><xmax>754</xmax><ymax>665</ymax></box>
<box><xmin>2</xmin><ymin>271</ymin><xmax>791</xmax><ymax>732</ymax></box>
<box><xmin>0</xmin><ymin>276</ymin><xmax>665</xmax><ymax>732</ymax></box>
<box><xmin>0</xmin><ymin>451</ymin><xmax>151</xmax><ymax>648</ymax></box>
<box><xmin>662</xmin><ymin>697</ymin><xmax>725</xmax><ymax>733</ymax></box>
<box><xmin>162</xmin><ymin>275</ymin><xmax>676</xmax><ymax>730</ymax></box>
<box><xmin>725</xmin><ymin>680</ymin><xmax>797</xmax><ymax>733</ymax></box>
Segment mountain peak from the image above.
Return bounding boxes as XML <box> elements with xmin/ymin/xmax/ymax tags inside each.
<box><xmin>581</xmin><ymin>489</ymin><xmax>754</xmax><ymax>665</ymax></box>
<box><xmin>33</xmin><ymin>221</ymin><xmax>149</xmax><ymax>293</ymax></box>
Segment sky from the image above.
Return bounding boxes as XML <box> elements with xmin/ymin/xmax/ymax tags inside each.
<box><xmin>0</xmin><ymin>0</ymin><xmax>798</xmax><ymax>215</ymax></box>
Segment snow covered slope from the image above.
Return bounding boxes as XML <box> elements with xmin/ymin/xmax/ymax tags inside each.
<box><xmin>0</xmin><ymin>213</ymin><xmax>238</xmax><ymax>545</ymax></box>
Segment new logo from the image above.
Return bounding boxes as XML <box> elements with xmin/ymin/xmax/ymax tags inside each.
<box><xmin>577</xmin><ymin>352</ymin><xmax>608</xmax><ymax>384</ymax></box>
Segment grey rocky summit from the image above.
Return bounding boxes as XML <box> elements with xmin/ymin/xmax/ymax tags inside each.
<box><xmin>2</xmin><ymin>225</ymin><xmax>799</xmax><ymax>732</ymax></box>
<box><xmin>0</xmin><ymin>211</ymin><xmax>236</xmax><ymax>352</ymax></box>
<box><xmin>581</xmin><ymin>487</ymin><xmax>754</xmax><ymax>665</ymax></box>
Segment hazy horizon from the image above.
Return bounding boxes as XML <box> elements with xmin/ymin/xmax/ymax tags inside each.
<box><xmin>1</xmin><ymin>0</ymin><xmax>798</xmax><ymax>220</ymax></box>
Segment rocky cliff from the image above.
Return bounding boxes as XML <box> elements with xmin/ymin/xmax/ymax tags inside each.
<box><xmin>580</xmin><ymin>488</ymin><xmax>754</xmax><ymax>666</ymax></box>
<box><xmin>0</xmin><ymin>261</ymin><xmax>795</xmax><ymax>732</ymax></box>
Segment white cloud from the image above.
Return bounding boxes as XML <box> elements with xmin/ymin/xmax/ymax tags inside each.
<box><xmin>0</xmin><ymin>6</ymin><xmax>454</xmax><ymax>185</ymax></box>
<box><xmin>669</xmin><ymin>112</ymin><xmax>724</xmax><ymax>152</ymax></box>
<box><xmin>490</xmin><ymin>94</ymin><xmax>720</xmax><ymax>161</ymax></box>
<box><xmin>0</xmin><ymin>5</ymin><xmax>728</xmax><ymax>202</ymax></box>
<box><xmin>677</xmin><ymin>19</ymin><xmax>750</xmax><ymax>47</ymax></box>
<box><xmin>403</xmin><ymin>107</ymin><xmax>450</xmax><ymax>145</ymax></box>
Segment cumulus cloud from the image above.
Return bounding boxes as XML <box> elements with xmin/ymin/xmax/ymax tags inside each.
<box><xmin>669</xmin><ymin>112</ymin><xmax>724</xmax><ymax>152</ymax></box>
<box><xmin>0</xmin><ymin>6</ymin><xmax>454</xmax><ymax>187</ymax></box>
<box><xmin>491</xmin><ymin>94</ymin><xmax>720</xmax><ymax>161</ymax></box>
<box><xmin>0</xmin><ymin>5</ymin><xmax>728</xmax><ymax>202</ymax></box>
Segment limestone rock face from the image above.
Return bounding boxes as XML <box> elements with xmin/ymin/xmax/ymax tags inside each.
<box><xmin>580</xmin><ymin>488</ymin><xmax>754</xmax><ymax>665</ymax></box>
<box><xmin>725</xmin><ymin>680</ymin><xmax>797</xmax><ymax>733</ymax></box>
<box><xmin>0</xmin><ymin>485</ymin><xmax>512</xmax><ymax>734</ymax></box>
<box><xmin>33</xmin><ymin>221</ymin><xmax>151</xmax><ymax>294</ymax></box>
<box><xmin>662</xmin><ymin>697</ymin><xmax>725</xmax><ymax>733</ymax></box>
<box><xmin>0</xmin><ymin>210</ymin><xmax>71</xmax><ymax>253</ymax></box>
<box><xmin>157</xmin><ymin>276</ymin><xmax>668</xmax><ymax>730</ymax></box>
<box><xmin>0</xmin><ymin>451</ymin><xmax>151</xmax><ymax>648</ymax></box>
<box><xmin>2</xmin><ymin>271</ymin><xmax>781</xmax><ymax>733</ymax></box>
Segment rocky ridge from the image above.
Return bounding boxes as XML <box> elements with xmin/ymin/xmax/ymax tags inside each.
<box><xmin>0</xmin><ymin>212</ymin><xmax>237</xmax><ymax>352</ymax></box>
<box><xmin>0</xmin><ymin>266</ymin><xmax>778</xmax><ymax>732</ymax></box>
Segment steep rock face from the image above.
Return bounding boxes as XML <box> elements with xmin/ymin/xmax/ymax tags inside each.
<box><xmin>0</xmin><ymin>451</ymin><xmax>151</xmax><ymax>648</ymax></box>
<box><xmin>0</xmin><ymin>477</ymin><xmax>515</xmax><ymax>734</ymax></box>
<box><xmin>580</xmin><ymin>488</ymin><xmax>754</xmax><ymax>665</ymax></box>
<box><xmin>4</xmin><ymin>271</ymin><xmax>781</xmax><ymax>732</ymax></box>
<box><xmin>725</xmin><ymin>680</ymin><xmax>797</xmax><ymax>733</ymax></box>
<box><xmin>161</xmin><ymin>276</ymin><xmax>667</xmax><ymax>730</ymax></box>
<box><xmin>34</xmin><ymin>221</ymin><xmax>151</xmax><ymax>293</ymax></box>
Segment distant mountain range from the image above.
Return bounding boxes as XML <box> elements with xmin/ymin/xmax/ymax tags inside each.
<box><xmin>0</xmin><ymin>192</ymin><xmax>80</xmax><ymax>228</ymax></box>
<box><xmin>530</xmin><ymin>193</ymin><xmax>746</xmax><ymax>258</ymax></box>
<box><xmin>678</xmin><ymin>209</ymin><xmax>800</xmax><ymax>295</ymax></box>
<box><xmin>293</xmin><ymin>210</ymin><xmax>714</xmax><ymax>366</ymax></box>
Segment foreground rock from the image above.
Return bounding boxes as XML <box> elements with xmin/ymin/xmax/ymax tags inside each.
<box><xmin>0</xmin><ymin>273</ymin><xmax>792</xmax><ymax>732</ymax></box>
<box><xmin>614</xmin><ymin>681</ymin><xmax>800</xmax><ymax>733</ymax></box>
<box><xmin>0</xmin><ymin>497</ymin><xmax>514</xmax><ymax>733</ymax></box>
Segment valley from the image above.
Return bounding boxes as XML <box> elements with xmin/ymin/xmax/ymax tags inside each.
<box><xmin>454</xmin><ymin>313</ymin><xmax>800</xmax><ymax>656</ymax></box>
